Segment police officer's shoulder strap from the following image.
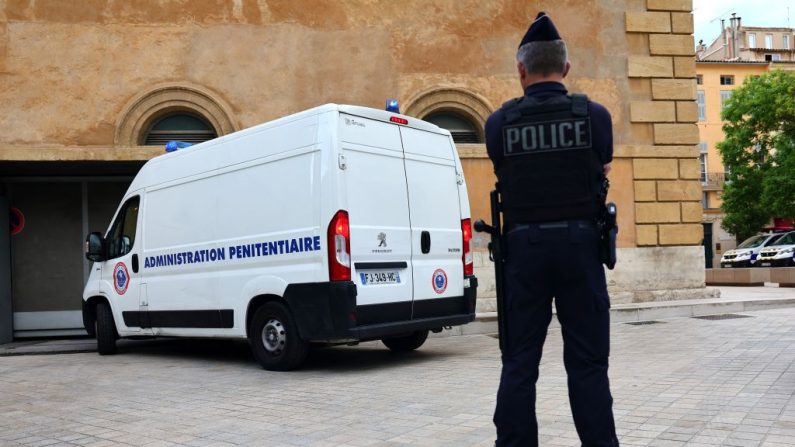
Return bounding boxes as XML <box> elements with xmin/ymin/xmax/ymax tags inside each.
<box><xmin>500</xmin><ymin>96</ymin><xmax>524</xmax><ymax>124</ymax></box>
<box><xmin>569</xmin><ymin>93</ymin><xmax>590</xmax><ymax>117</ymax></box>
<box><xmin>501</xmin><ymin>96</ymin><xmax>523</xmax><ymax>109</ymax></box>
<box><xmin>500</xmin><ymin>95</ymin><xmax>552</xmax><ymax>124</ymax></box>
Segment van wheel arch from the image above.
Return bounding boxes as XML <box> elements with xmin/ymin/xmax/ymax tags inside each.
<box><xmin>246</xmin><ymin>294</ymin><xmax>287</xmax><ymax>337</ymax></box>
<box><xmin>83</xmin><ymin>296</ymin><xmax>109</xmax><ymax>337</ymax></box>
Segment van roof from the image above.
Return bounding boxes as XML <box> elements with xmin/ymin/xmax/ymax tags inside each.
<box><xmin>128</xmin><ymin>104</ymin><xmax>454</xmax><ymax>192</ymax></box>
<box><xmin>335</xmin><ymin>104</ymin><xmax>445</xmax><ymax>134</ymax></box>
<box><xmin>155</xmin><ymin>103</ymin><xmax>448</xmax><ymax>160</ymax></box>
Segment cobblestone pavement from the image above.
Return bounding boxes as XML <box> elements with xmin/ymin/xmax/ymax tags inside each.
<box><xmin>1</xmin><ymin>308</ymin><xmax>794</xmax><ymax>447</ymax></box>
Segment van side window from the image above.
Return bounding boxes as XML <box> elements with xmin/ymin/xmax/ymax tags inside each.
<box><xmin>106</xmin><ymin>196</ymin><xmax>140</xmax><ymax>259</ymax></box>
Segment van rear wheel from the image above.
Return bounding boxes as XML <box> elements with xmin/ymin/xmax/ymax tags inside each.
<box><xmin>95</xmin><ymin>301</ymin><xmax>118</xmax><ymax>355</ymax></box>
<box><xmin>249</xmin><ymin>302</ymin><xmax>309</xmax><ymax>371</ymax></box>
<box><xmin>382</xmin><ymin>330</ymin><xmax>429</xmax><ymax>352</ymax></box>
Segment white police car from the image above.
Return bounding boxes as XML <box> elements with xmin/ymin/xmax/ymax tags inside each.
<box><xmin>82</xmin><ymin>103</ymin><xmax>478</xmax><ymax>371</ymax></box>
<box><xmin>719</xmin><ymin>232</ymin><xmax>785</xmax><ymax>268</ymax></box>
<box><xmin>756</xmin><ymin>231</ymin><xmax>795</xmax><ymax>267</ymax></box>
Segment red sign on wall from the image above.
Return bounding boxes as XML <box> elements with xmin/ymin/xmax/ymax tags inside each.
<box><xmin>10</xmin><ymin>207</ymin><xmax>24</xmax><ymax>236</ymax></box>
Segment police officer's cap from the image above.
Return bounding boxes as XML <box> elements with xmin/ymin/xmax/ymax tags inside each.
<box><xmin>519</xmin><ymin>12</ymin><xmax>562</xmax><ymax>48</ymax></box>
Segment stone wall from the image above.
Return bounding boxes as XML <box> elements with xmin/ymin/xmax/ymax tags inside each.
<box><xmin>623</xmin><ymin>1</ymin><xmax>702</xmax><ymax>248</ymax></box>
<box><xmin>0</xmin><ymin>0</ymin><xmax>710</xmax><ymax>305</ymax></box>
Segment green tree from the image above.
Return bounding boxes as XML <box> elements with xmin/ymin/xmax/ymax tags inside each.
<box><xmin>718</xmin><ymin>70</ymin><xmax>795</xmax><ymax>241</ymax></box>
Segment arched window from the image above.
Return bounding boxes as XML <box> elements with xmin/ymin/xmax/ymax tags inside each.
<box><xmin>424</xmin><ymin>112</ymin><xmax>482</xmax><ymax>144</ymax></box>
<box><xmin>115</xmin><ymin>83</ymin><xmax>236</xmax><ymax>147</ymax></box>
<box><xmin>143</xmin><ymin>113</ymin><xmax>218</xmax><ymax>146</ymax></box>
<box><xmin>403</xmin><ymin>88</ymin><xmax>492</xmax><ymax>146</ymax></box>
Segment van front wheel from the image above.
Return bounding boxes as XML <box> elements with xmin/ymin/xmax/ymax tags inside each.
<box><xmin>95</xmin><ymin>301</ymin><xmax>118</xmax><ymax>355</ymax></box>
<box><xmin>382</xmin><ymin>330</ymin><xmax>429</xmax><ymax>352</ymax></box>
<box><xmin>249</xmin><ymin>302</ymin><xmax>309</xmax><ymax>371</ymax></box>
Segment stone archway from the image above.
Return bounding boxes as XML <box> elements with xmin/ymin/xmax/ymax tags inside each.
<box><xmin>403</xmin><ymin>87</ymin><xmax>494</xmax><ymax>143</ymax></box>
<box><xmin>115</xmin><ymin>83</ymin><xmax>237</xmax><ymax>147</ymax></box>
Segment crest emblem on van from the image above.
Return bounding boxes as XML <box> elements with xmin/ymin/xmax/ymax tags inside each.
<box><xmin>377</xmin><ymin>232</ymin><xmax>387</xmax><ymax>247</ymax></box>
<box><xmin>113</xmin><ymin>262</ymin><xmax>130</xmax><ymax>295</ymax></box>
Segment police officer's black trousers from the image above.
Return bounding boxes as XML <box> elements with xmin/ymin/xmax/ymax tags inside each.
<box><xmin>493</xmin><ymin>222</ymin><xmax>619</xmax><ymax>447</ymax></box>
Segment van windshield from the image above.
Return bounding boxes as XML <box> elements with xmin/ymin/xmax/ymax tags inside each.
<box><xmin>737</xmin><ymin>235</ymin><xmax>767</xmax><ymax>249</ymax></box>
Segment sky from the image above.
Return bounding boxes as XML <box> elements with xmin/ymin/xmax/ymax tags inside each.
<box><xmin>693</xmin><ymin>0</ymin><xmax>795</xmax><ymax>45</ymax></box>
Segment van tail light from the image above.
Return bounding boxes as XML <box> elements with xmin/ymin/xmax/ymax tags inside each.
<box><xmin>462</xmin><ymin>218</ymin><xmax>473</xmax><ymax>276</ymax></box>
<box><xmin>328</xmin><ymin>210</ymin><xmax>351</xmax><ymax>281</ymax></box>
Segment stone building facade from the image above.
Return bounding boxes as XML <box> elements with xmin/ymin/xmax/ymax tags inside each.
<box><xmin>0</xmin><ymin>0</ymin><xmax>706</xmax><ymax>339</ymax></box>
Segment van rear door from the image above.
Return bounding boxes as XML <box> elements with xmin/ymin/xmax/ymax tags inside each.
<box><xmin>339</xmin><ymin>114</ymin><xmax>414</xmax><ymax>323</ymax></box>
<box><xmin>399</xmin><ymin>127</ymin><xmax>465</xmax><ymax>317</ymax></box>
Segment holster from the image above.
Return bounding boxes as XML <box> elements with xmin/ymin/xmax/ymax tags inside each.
<box><xmin>599</xmin><ymin>202</ymin><xmax>618</xmax><ymax>270</ymax></box>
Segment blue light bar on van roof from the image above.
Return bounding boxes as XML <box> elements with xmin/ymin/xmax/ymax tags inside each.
<box><xmin>386</xmin><ymin>99</ymin><xmax>400</xmax><ymax>113</ymax></box>
<box><xmin>165</xmin><ymin>141</ymin><xmax>194</xmax><ymax>153</ymax></box>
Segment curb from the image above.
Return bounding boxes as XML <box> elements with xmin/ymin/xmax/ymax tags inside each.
<box><xmin>454</xmin><ymin>296</ymin><xmax>795</xmax><ymax>336</ymax></box>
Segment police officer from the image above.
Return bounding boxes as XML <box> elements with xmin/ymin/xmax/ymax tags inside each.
<box><xmin>486</xmin><ymin>12</ymin><xmax>619</xmax><ymax>447</ymax></box>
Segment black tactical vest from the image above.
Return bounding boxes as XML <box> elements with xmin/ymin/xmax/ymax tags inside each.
<box><xmin>497</xmin><ymin>93</ymin><xmax>604</xmax><ymax>223</ymax></box>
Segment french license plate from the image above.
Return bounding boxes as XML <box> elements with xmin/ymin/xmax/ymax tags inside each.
<box><xmin>761</xmin><ymin>262</ymin><xmax>771</xmax><ymax>267</ymax></box>
<box><xmin>360</xmin><ymin>271</ymin><xmax>400</xmax><ymax>285</ymax></box>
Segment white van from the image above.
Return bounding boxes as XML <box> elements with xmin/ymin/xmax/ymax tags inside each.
<box><xmin>82</xmin><ymin>104</ymin><xmax>478</xmax><ymax>370</ymax></box>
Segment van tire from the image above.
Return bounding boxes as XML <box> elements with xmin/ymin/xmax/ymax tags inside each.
<box><xmin>249</xmin><ymin>302</ymin><xmax>309</xmax><ymax>371</ymax></box>
<box><xmin>95</xmin><ymin>301</ymin><xmax>118</xmax><ymax>355</ymax></box>
<box><xmin>382</xmin><ymin>330</ymin><xmax>429</xmax><ymax>352</ymax></box>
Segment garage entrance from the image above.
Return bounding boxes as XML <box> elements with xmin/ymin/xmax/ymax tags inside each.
<box><xmin>2</xmin><ymin>169</ymin><xmax>136</xmax><ymax>337</ymax></box>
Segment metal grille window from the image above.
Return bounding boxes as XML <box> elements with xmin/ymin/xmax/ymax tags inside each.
<box><xmin>423</xmin><ymin>113</ymin><xmax>482</xmax><ymax>144</ymax></box>
<box><xmin>143</xmin><ymin>114</ymin><xmax>218</xmax><ymax>146</ymax></box>
<box><xmin>720</xmin><ymin>75</ymin><xmax>734</xmax><ymax>85</ymax></box>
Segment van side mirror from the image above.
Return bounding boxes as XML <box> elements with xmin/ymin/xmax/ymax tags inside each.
<box><xmin>85</xmin><ymin>232</ymin><xmax>105</xmax><ymax>262</ymax></box>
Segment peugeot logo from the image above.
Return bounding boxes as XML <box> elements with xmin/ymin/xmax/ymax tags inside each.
<box><xmin>377</xmin><ymin>232</ymin><xmax>387</xmax><ymax>247</ymax></box>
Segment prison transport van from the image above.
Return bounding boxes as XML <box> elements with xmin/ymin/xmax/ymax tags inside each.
<box><xmin>82</xmin><ymin>104</ymin><xmax>478</xmax><ymax>370</ymax></box>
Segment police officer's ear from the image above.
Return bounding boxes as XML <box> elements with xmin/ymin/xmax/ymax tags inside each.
<box><xmin>517</xmin><ymin>61</ymin><xmax>528</xmax><ymax>83</ymax></box>
<box><xmin>562</xmin><ymin>61</ymin><xmax>571</xmax><ymax>79</ymax></box>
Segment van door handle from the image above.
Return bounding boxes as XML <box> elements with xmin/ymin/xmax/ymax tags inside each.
<box><xmin>421</xmin><ymin>231</ymin><xmax>431</xmax><ymax>254</ymax></box>
<box><xmin>131</xmin><ymin>254</ymin><xmax>139</xmax><ymax>273</ymax></box>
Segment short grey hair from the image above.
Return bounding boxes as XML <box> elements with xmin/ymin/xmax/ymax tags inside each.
<box><xmin>516</xmin><ymin>40</ymin><xmax>568</xmax><ymax>76</ymax></box>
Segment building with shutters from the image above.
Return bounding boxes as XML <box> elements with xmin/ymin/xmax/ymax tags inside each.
<box><xmin>695</xmin><ymin>17</ymin><xmax>795</xmax><ymax>267</ymax></box>
<box><xmin>697</xmin><ymin>13</ymin><xmax>795</xmax><ymax>63</ymax></box>
<box><xmin>0</xmin><ymin>0</ymin><xmax>707</xmax><ymax>340</ymax></box>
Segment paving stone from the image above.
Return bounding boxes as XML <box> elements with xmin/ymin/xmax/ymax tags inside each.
<box><xmin>0</xmin><ymin>308</ymin><xmax>793</xmax><ymax>446</ymax></box>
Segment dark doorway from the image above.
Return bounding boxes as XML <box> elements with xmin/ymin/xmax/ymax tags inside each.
<box><xmin>0</xmin><ymin>196</ymin><xmax>12</xmax><ymax>343</ymax></box>
<box><xmin>702</xmin><ymin>223</ymin><xmax>714</xmax><ymax>268</ymax></box>
<box><xmin>4</xmin><ymin>179</ymin><xmax>130</xmax><ymax>336</ymax></box>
